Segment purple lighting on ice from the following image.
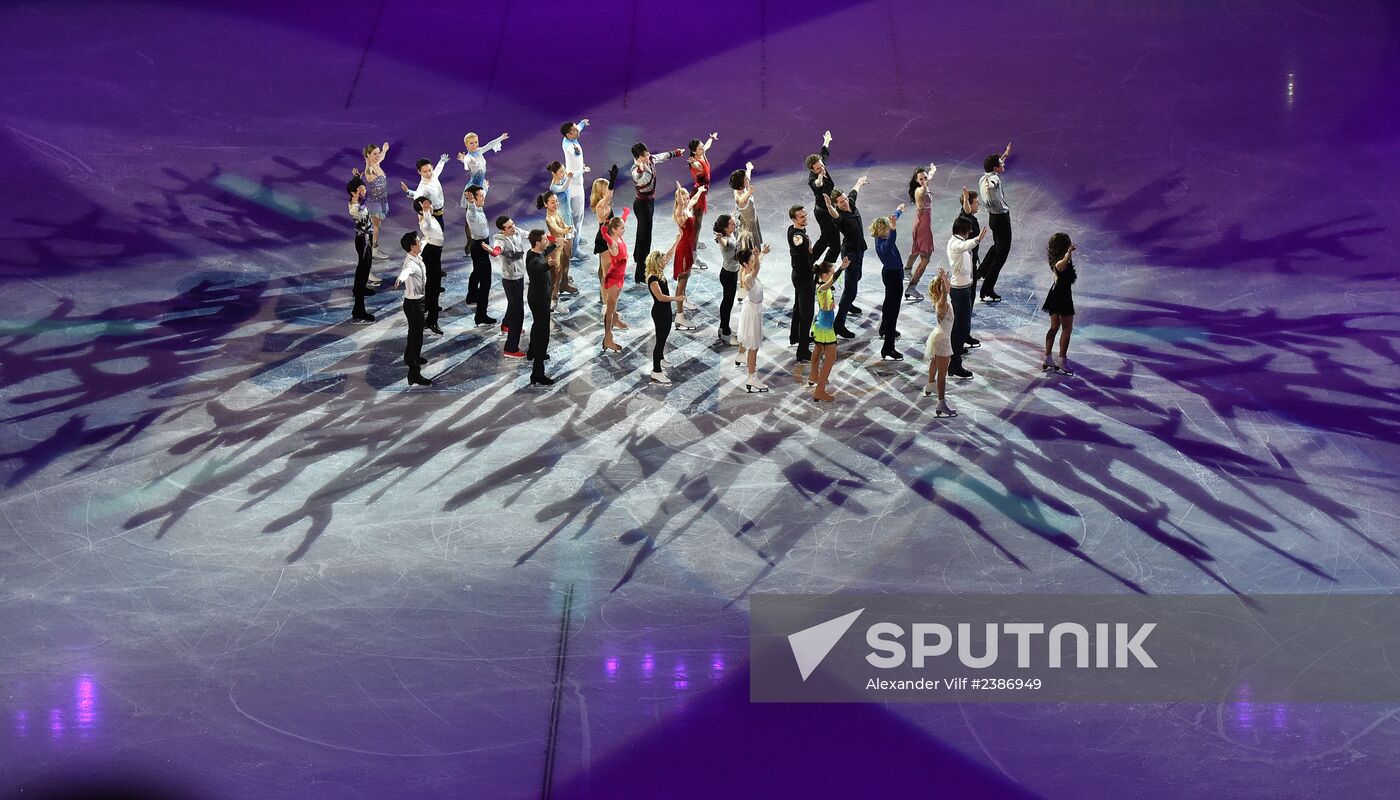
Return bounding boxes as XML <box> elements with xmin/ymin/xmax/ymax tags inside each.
<box><xmin>76</xmin><ymin>675</ymin><xmax>97</xmax><ymax>734</ymax></box>
<box><xmin>605</xmin><ymin>656</ymin><xmax>620</xmax><ymax>680</ymax></box>
<box><xmin>710</xmin><ymin>653</ymin><xmax>725</xmax><ymax>680</ymax></box>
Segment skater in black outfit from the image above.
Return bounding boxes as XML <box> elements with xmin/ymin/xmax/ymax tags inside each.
<box><xmin>1041</xmin><ymin>233</ymin><xmax>1078</xmax><ymax>376</ymax></box>
<box><xmin>525</xmin><ymin>229</ymin><xmax>559</xmax><ymax>386</ymax></box>
<box><xmin>787</xmin><ymin>205</ymin><xmax>816</xmax><ymax>363</ymax></box>
<box><xmin>805</xmin><ymin>130</ymin><xmax>840</xmax><ymax>265</ymax></box>
<box><xmin>645</xmin><ymin>240</ymin><xmax>685</xmax><ymax>384</ymax></box>
<box><xmin>346</xmin><ymin>176</ymin><xmax>376</xmax><ymax>323</ymax></box>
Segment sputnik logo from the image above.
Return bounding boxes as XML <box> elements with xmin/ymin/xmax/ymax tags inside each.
<box><xmin>788</xmin><ymin>608</ymin><xmax>865</xmax><ymax>681</ymax></box>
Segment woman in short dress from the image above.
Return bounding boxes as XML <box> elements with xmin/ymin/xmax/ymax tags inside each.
<box><xmin>598</xmin><ymin>209</ymin><xmax>631</xmax><ymax>353</ymax></box>
<box><xmin>671</xmin><ymin>182</ymin><xmax>707</xmax><ymax>329</ymax></box>
<box><xmin>361</xmin><ymin>142</ymin><xmax>391</xmax><ymax>260</ymax></box>
<box><xmin>808</xmin><ymin>258</ymin><xmax>846</xmax><ymax>402</ymax></box>
<box><xmin>923</xmin><ymin>270</ymin><xmax>957</xmax><ymax>417</ymax></box>
<box><xmin>1042</xmin><ymin>232</ymin><xmax>1078</xmax><ymax>376</ymax></box>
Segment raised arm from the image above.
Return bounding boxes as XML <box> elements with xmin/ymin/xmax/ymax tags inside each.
<box><xmin>889</xmin><ymin>203</ymin><xmax>906</xmax><ymax>228</ymax></box>
<box><xmin>736</xmin><ymin>162</ymin><xmax>756</xmax><ymax>205</ymax></box>
<box><xmin>483</xmin><ymin>132</ymin><xmax>508</xmax><ymax>153</ymax></box>
<box><xmin>702</xmin><ymin>132</ymin><xmax>718</xmax><ymax>152</ymax></box>
<box><xmin>1053</xmin><ymin>243</ymin><xmax>1075</xmax><ymax>272</ymax></box>
<box><xmin>432</xmin><ymin>154</ymin><xmax>448</xmax><ymax>179</ymax></box>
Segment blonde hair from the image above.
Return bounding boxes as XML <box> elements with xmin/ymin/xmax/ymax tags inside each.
<box><xmin>645</xmin><ymin>250</ymin><xmax>667</xmax><ymax>277</ymax></box>
<box><xmin>607</xmin><ymin>215</ymin><xmax>624</xmax><ymax>233</ymax></box>
<box><xmin>930</xmin><ymin>274</ymin><xmax>951</xmax><ymax>320</ymax></box>
<box><xmin>590</xmin><ymin>178</ymin><xmax>609</xmax><ymax>211</ymax></box>
<box><xmin>463</xmin><ymin>132</ymin><xmax>479</xmax><ymax>146</ymax></box>
<box><xmin>673</xmin><ymin>187</ymin><xmax>692</xmax><ymax>222</ymax></box>
<box><xmin>869</xmin><ymin>217</ymin><xmax>891</xmax><ymax>238</ymax></box>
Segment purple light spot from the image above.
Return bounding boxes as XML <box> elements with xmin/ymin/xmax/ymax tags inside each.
<box><xmin>76</xmin><ymin>675</ymin><xmax>97</xmax><ymax>732</ymax></box>
<box><xmin>673</xmin><ymin>658</ymin><xmax>689</xmax><ymax>691</ymax></box>
<box><xmin>1272</xmin><ymin>704</ymin><xmax>1287</xmax><ymax>729</ymax></box>
<box><xmin>710</xmin><ymin>653</ymin><xmax>725</xmax><ymax>679</ymax></box>
<box><xmin>641</xmin><ymin>653</ymin><xmax>655</xmax><ymax>679</ymax></box>
<box><xmin>605</xmin><ymin>657</ymin><xmax>620</xmax><ymax>680</ymax></box>
<box><xmin>15</xmin><ymin>710</ymin><xmax>28</xmax><ymax>738</ymax></box>
<box><xmin>49</xmin><ymin>708</ymin><xmax>63</xmax><ymax>738</ymax></box>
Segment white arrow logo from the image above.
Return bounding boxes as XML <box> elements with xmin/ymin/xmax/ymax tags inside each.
<box><xmin>788</xmin><ymin>608</ymin><xmax>865</xmax><ymax>681</ymax></box>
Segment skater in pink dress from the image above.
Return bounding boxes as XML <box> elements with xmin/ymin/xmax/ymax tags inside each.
<box><xmin>904</xmin><ymin>162</ymin><xmax>937</xmax><ymax>300</ymax></box>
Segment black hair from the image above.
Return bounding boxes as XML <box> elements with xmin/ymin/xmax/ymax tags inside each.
<box><xmin>982</xmin><ymin>154</ymin><xmax>1002</xmax><ymax>173</ymax></box>
<box><xmin>688</xmin><ymin>138</ymin><xmax>702</xmax><ymax>155</ymax></box>
<box><xmin>952</xmin><ymin>216</ymin><xmax>975</xmax><ymax>238</ymax></box>
<box><xmin>560</xmin><ymin>122</ymin><xmax>575</xmax><ymax>136</ymax></box>
<box><xmin>535</xmin><ymin>192</ymin><xmax>552</xmax><ymax>210</ymax></box>
<box><xmin>788</xmin><ymin>204</ymin><xmax>805</xmax><ymax>220</ymax></box>
<box><xmin>400</xmin><ymin>231</ymin><xmax>419</xmax><ymax>252</ymax></box>
<box><xmin>529</xmin><ymin>229</ymin><xmax>547</xmax><ymax>246</ymax></box>
<box><xmin>465</xmin><ymin>184</ymin><xmax>484</xmax><ymax>201</ymax></box>
<box><xmin>416</xmin><ymin>158</ymin><xmax>432</xmax><ymax>171</ymax></box>
<box><xmin>546</xmin><ymin>160</ymin><xmax>563</xmax><ymax>174</ymax></box>
<box><xmin>907</xmin><ymin>168</ymin><xmax>924</xmax><ymax>202</ymax></box>
<box><xmin>631</xmin><ymin>143</ymin><xmax>648</xmax><ymax>159</ymax></box>
<box><xmin>1047</xmin><ymin>233</ymin><xmax>1072</xmax><ymax>267</ymax></box>
<box><xmin>712</xmin><ymin>214</ymin><xmax>734</xmax><ymax>234</ymax></box>
<box><xmin>727</xmin><ymin>170</ymin><xmax>747</xmax><ymax>191</ymax></box>
<box><xmin>346</xmin><ymin>176</ymin><xmax>365</xmax><ymax>197</ymax></box>
<box><xmin>495</xmin><ymin>215</ymin><xmax>511</xmax><ymax>230</ymax></box>
<box><xmin>413</xmin><ymin>197</ymin><xmax>430</xmax><ymax>213</ymax></box>
<box><xmin>736</xmin><ymin>246</ymin><xmax>754</xmax><ymax>266</ymax></box>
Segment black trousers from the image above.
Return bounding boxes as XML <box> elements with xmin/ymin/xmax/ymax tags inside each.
<box><xmin>467</xmin><ymin>238</ymin><xmax>492</xmax><ymax>320</ymax></box>
<box><xmin>834</xmin><ymin>250</ymin><xmax>863</xmax><ymax>331</ymax></box>
<box><xmin>718</xmin><ymin>268</ymin><xmax>738</xmax><ymax>336</ymax></box>
<box><xmin>811</xmin><ymin>212</ymin><xmax>840</xmax><ymax>264</ymax></box>
<box><xmin>791</xmin><ymin>272</ymin><xmax>814</xmax><ymax>359</ymax></box>
<box><xmin>633</xmin><ymin>195</ymin><xmax>655</xmax><ymax>283</ymax></box>
<box><xmin>528</xmin><ymin>301</ymin><xmax>550</xmax><ymax>381</ymax></box>
<box><xmin>422</xmin><ymin>243</ymin><xmax>443</xmax><ymax>327</ymax></box>
<box><xmin>652</xmin><ymin>305</ymin><xmax>673</xmax><ymax>372</ymax></box>
<box><xmin>402</xmin><ymin>298</ymin><xmax>425</xmax><ymax>380</ymax></box>
<box><xmin>982</xmin><ymin>212</ymin><xmax>1011</xmax><ymax>296</ymax></box>
<box><xmin>950</xmin><ymin>285</ymin><xmax>973</xmax><ymax>371</ymax></box>
<box><xmin>879</xmin><ymin>268</ymin><xmax>902</xmax><ymax>354</ymax></box>
<box><xmin>353</xmin><ymin>233</ymin><xmax>373</xmax><ymax>317</ymax></box>
<box><xmin>503</xmin><ymin>277</ymin><xmax>524</xmax><ymax>352</ymax></box>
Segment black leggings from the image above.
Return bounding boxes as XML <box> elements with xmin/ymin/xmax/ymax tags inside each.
<box><xmin>982</xmin><ymin>212</ymin><xmax>1011</xmax><ymax>295</ymax></box>
<box><xmin>811</xmin><ymin>213</ymin><xmax>840</xmax><ymax>264</ymax></box>
<box><xmin>353</xmin><ymin>233</ymin><xmax>373</xmax><ymax>317</ymax></box>
<box><xmin>718</xmin><ymin>268</ymin><xmax>738</xmax><ymax>336</ymax></box>
<box><xmin>652</xmin><ymin>306</ymin><xmax>673</xmax><ymax>372</ymax></box>
<box><xmin>879</xmin><ymin>269</ymin><xmax>902</xmax><ymax>354</ymax></box>
<box><xmin>422</xmin><ymin>243</ymin><xmax>443</xmax><ymax>326</ymax></box>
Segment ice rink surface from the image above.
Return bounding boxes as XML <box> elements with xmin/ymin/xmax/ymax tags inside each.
<box><xmin>2</xmin><ymin>1</ymin><xmax>1399</xmax><ymax>797</ymax></box>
